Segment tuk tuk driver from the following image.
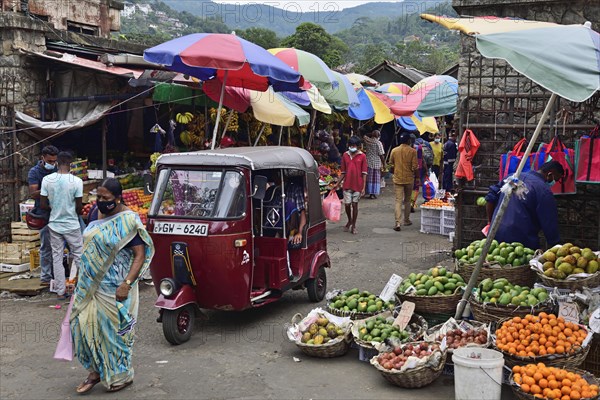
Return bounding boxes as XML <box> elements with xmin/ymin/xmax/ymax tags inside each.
<box><xmin>262</xmin><ymin>173</ymin><xmax>307</xmax><ymax>246</ymax></box>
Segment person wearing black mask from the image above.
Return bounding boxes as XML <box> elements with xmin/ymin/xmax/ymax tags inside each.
<box><xmin>28</xmin><ymin>145</ymin><xmax>59</xmax><ymax>286</ymax></box>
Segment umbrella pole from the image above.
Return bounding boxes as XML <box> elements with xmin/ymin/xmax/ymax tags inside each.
<box><xmin>253</xmin><ymin>125</ymin><xmax>266</xmax><ymax>147</ymax></box>
<box><xmin>306</xmin><ymin>109</ymin><xmax>317</xmax><ymax>150</ymax></box>
<box><xmin>211</xmin><ymin>71</ymin><xmax>228</xmax><ymax>150</ymax></box>
<box><xmin>220</xmin><ymin>109</ymin><xmax>234</xmax><ymax>144</ymax></box>
<box><xmin>287</xmin><ymin>126</ymin><xmax>291</xmax><ymax>146</ymax></box>
<box><xmin>278</xmin><ymin>125</ymin><xmax>284</xmax><ymax>145</ymax></box>
<box><xmin>454</xmin><ymin>93</ymin><xmax>558</xmax><ymax>320</ymax></box>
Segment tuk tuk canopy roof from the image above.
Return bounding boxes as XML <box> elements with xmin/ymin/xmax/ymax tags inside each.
<box><xmin>157</xmin><ymin>146</ymin><xmax>318</xmax><ymax>173</ymax></box>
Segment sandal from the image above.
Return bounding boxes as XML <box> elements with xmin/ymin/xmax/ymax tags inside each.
<box><xmin>394</xmin><ymin>225</ymin><xmax>402</xmax><ymax>232</ymax></box>
<box><xmin>351</xmin><ymin>227</ymin><xmax>358</xmax><ymax>235</ymax></box>
<box><xmin>107</xmin><ymin>380</ymin><xmax>133</xmax><ymax>393</ymax></box>
<box><xmin>76</xmin><ymin>377</ymin><xmax>101</xmax><ymax>394</ymax></box>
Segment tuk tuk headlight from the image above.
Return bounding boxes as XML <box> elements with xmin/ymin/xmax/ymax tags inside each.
<box><xmin>159</xmin><ymin>278</ymin><xmax>177</xmax><ymax>297</ymax></box>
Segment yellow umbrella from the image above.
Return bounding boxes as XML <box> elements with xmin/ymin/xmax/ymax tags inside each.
<box><xmin>364</xmin><ymin>89</ymin><xmax>395</xmax><ymax>124</ymax></box>
<box><xmin>420</xmin><ymin>14</ymin><xmax>559</xmax><ymax>35</ymax></box>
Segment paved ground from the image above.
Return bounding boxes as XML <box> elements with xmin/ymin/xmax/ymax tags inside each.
<box><xmin>0</xmin><ymin>187</ymin><xmax>514</xmax><ymax>399</ymax></box>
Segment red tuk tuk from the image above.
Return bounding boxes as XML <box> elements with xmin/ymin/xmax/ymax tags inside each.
<box><xmin>148</xmin><ymin>147</ymin><xmax>330</xmax><ymax>344</ymax></box>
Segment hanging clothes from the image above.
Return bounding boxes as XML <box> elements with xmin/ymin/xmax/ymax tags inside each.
<box><xmin>455</xmin><ymin>129</ymin><xmax>480</xmax><ymax>181</ymax></box>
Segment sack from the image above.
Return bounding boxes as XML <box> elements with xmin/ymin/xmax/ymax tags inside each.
<box><xmin>53</xmin><ymin>296</ymin><xmax>74</xmax><ymax>361</ymax></box>
<box><xmin>422</xmin><ymin>178</ymin><xmax>436</xmax><ymax>201</ymax></box>
<box><xmin>535</xmin><ymin>136</ymin><xmax>576</xmax><ymax>195</ymax></box>
<box><xmin>499</xmin><ymin>138</ymin><xmax>536</xmax><ymax>181</ymax></box>
<box><xmin>322</xmin><ymin>190</ymin><xmax>341</xmax><ymax>222</ymax></box>
<box><xmin>575</xmin><ymin>126</ymin><xmax>600</xmax><ymax>184</ymax></box>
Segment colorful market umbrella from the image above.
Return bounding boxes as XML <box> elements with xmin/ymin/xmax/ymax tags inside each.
<box><xmin>319</xmin><ymin>71</ymin><xmax>361</xmax><ymax>110</ymax></box>
<box><xmin>203</xmin><ymin>80</ymin><xmax>310</xmax><ymax>127</ymax></box>
<box><xmin>268</xmin><ymin>48</ymin><xmax>338</xmax><ymax>90</ymax></box>
<box><xmin>144</xmin><ymin>33</ymin><xmax>304</xmax><ymax>149</ymax></box>
<box><xmin>376</xmin><ymin>82</ymin><xmax>411</xmax><ymax>96</ymax></box>
<box><xmin>397</xmin><ymin>111</ymin><xmax>439</xmax><ymax>134</ymax></box>
<box><xmin>280</xmin><ymin>85</ymin><xmax>332</xmax><ymax>114</ymax></box>
<box><xmin>345</xmin><ymin>73</ymin><xmax>379</xmax><ymax>88</ymax></box>
<box><xmin>348</xmin><ymin>88</ymin><xmax>395</xmax><ymax>124</ymax></box>
<box><xmin>391</xmin><ymin>75</ymin><xmax>458</xmax><ymax>117</ymax></box>
<box><xmin>420</xmin><ymin>15</ymin><xmax>600</xmax><ymax>103</ymax></box>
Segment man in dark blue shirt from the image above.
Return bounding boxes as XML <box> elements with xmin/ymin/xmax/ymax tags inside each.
<box><xmin>485</xmin><ymin>161</ymin><xmax>564</xmax><ymax>250</ymax></box>
<box><xmin>443</xmin><ymin>130</ymin><xmax>458</xmax><ymax>192</ymax></box>
<box><xmin>27</xmin><ymin>145</ymin><xmax>59</xmax><ymax>285</ymax></box>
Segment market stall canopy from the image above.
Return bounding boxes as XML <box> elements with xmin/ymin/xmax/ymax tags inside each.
<box><xmin>15</xmin><ymin>103</ymin><xmax>110</xmax><ymax>135</ymax></box>
<box><xmin>348</xmin><ymin>88</ymin><xmax>375</xmax><ymax>121</ymax></box>
<box><xmin>376</xmin><ymin>82</ymin><xmax>411</xmax><ymax>96</ymax></box>
<box><xmin>144</xmin><ymin>33</ymin><xmax>304</xmax><ymax>92</ymax></box>
<box><xmin>268</xmin><ymin>48</ymin><xmax>338</xmax><ymax>90</ymax></box>
<box><xmin>421</xmin><ymin>15</ymin><xmax>600</xmax><ymax>102</ymax></box>
<box><xmin>397</xmin><ymin>111</ymin><xmax>439</xmax><ymax>134</ymax></box>
<box><xmin>390</xmin><ymin>75</ymin><xmax>458</xmax><ymax>117</ymax></box>
<box><xmin>203</xmin><ymin>80</ymin><xmax>310</xmax><ymax>127</ymax></box>
<box><xmin>280</xmin><ymin>85</ymin><xmax>332</xmax><ymax>114</ymax></box>
<box><xmin>319</xmin><ymin>71</ymin><xmax>361</xmax><ymax>110</ymax></box>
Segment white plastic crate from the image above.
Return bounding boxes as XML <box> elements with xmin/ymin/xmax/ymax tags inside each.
<box><xmin>441</xmin><ymin>226</ymin><xmax>455</xmax><ymax>236</ymax></box>
<box><xmin>0</xmin><ymin>262</ymin><xmax>30</xmax><ymax>273</ymax></box>
<box><xmin>421</xmin><ymin>223</ymin><xmax>442</xmax><ymax>235</ymax></box>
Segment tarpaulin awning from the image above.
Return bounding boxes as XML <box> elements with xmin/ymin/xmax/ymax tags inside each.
<box><xmin>15</xmin><ymin>103</ymin><xmax>111</xmax><ymax>134</ymax></box>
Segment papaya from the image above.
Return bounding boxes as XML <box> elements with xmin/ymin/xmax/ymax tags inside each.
<box><xmin>344</xmin><ymin>288</ymin><xmax>359</xmax><ymax>297</ymax></box>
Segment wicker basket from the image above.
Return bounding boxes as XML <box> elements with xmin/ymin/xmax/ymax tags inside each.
<box><xmin>370</xmin><ymin>342</ymin><xmax>447</xmax><ymax>388</ymax></box>
<box><xmin>493</xmin><ymin>317</ymin><xmax>591</xmax><ymax>369</ymax></box>
<box><xmin>289</xmin><ymin>313</ymin><xmax>352</xmax><ymax>358</ymax></box>
<box><xmin>353</xmin><ymin>313</ymin><xmax>428</xmax><ymax>350</ymax></box>
<box><xmin>454</xmin><ymin>259</ymin><xmax>536</xmax><ymax>287</ymax></box>
<box><xmin>509</xmin><ymin>368</ymin><xmax>599</xmax><ymax>400</ymax></box>
<box><xmin>425</xmin><ymin>319</ymin><xmax>492</xmax><ymax>353</ymax></box>
<box><xmin>535</xmin><ymin>270</ymin><xmax>600</xmax><ymax>292</ymax></box>
<box><xmin>581</xmin><ymin>332</ymin><xmax>600</xmax><ymax>378</ymax></box>
<box><xmin>395</xmin><ymin>290</ymin><xmax>463</xmax><ymax>315</ymax></box>
<box><xmin>468</xmin><ymin>296</ymin><xmax>557</xmax><ymax>325</ymax></box>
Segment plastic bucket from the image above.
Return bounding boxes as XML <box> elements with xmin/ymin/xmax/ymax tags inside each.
<box><xmin>452</xmin><ymin>347</ymin><xmax>504</xmax><ymax>400</ymax></box>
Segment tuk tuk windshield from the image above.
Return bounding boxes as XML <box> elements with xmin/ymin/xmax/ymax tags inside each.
<box><xmin>152</xmin><ymin>169</ymin><xmax>246</xmax><ymax>219</ymax></box>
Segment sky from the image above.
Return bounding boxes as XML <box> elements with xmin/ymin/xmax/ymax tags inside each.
<box><xmin>212</xmin><ymin>1</ymin><xmax>403</xmax><ymax>12</ymax></box>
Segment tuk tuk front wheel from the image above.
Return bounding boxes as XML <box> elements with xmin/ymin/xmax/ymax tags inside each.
<box><xmin>307</xmin><ymin>265</ymin><xmax>327</xmax><ymax>302</ymax></box>
<box><xmin>162</xmin><ymin>305</ymin><xmax>195</xmax><ymax>345</ymax></box>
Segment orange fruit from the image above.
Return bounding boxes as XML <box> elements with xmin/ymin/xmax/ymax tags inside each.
<box><xmin>513</xmin><ymin>365</ymin><xmax>522</xmax><ymax>374</ymax></box>
<box><xmin>533</xmin><ymin>372</ymin><xmax>544</xmax><ymax>382</ymax></box>
<box><xmin>562</xmin><ymin>379</ymin><xmax>572</xmax><ymax>387</ymax></box>
<box><xmin>539</xmin><ymin>378</ymin><xmax>549</xmax><ymax>389</ymax></box>
<box><xmin>570</xmin><ymin>390</ymin><xmax>581</xmax><ymax>400</ymax></box>
<box><xmin>524</xmin><ymin>376</ymin><xmax>536</xmax><ymax>386</ymax></box>
<box><xmin>530</xmin><ymin>384</ymin><xmax>542</xmax><ymax>395</ymax></box>
<box><xmin>521</xmin><ymin>383</ymin><xmax>531</xmax><ymax>393</ymax></box>
<box><xmin>556</xmin><ymin>345</ymin><xmax>565</xmax><ymax>354</ymax></box>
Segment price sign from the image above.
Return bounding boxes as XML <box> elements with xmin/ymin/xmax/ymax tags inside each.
<box><xmin>393</xmin><ymin>301</ymin><xmax>415</xmax><ymax>331</ymax></box>
<box><xmin>379</xmin><ymin>274</ymin><xmax>402</xmax><ymax>303</ymax></box>
<box><xmin>558</xmin><ymin>301</ymin><xmax>580</xmax><ymax>324</ymax></box>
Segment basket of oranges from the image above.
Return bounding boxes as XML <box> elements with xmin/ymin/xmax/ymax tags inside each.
<box><xmin>510</xmin><ymin>363</ymin><xmax>599</xmax><ymax>400</ymax></box>
<box><xmin>494</xmin><ymin>313</ymin><xmax>591</xmax><ymax>369</ymax></box>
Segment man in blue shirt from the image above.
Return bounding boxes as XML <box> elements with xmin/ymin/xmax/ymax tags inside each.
<box><xmin>27</xmin><ymin>145</ymin><xmax>58</xmax><ymax>285</ymax></box>
<box><xmin>485</xmin><ymin>161</ymin><xmax>564</xmax><ymax>250</ymax></box>
<box><xmin>443</xmin><ymin>130</ymin><xmax>458</xmax><ymax>192</ymax></box>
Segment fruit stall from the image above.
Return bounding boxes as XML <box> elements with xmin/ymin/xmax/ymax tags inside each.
<box><xmin>420</xmin><ymin>194</ymin><xmax>456</xmax><ymax>237</ymax></box>
<box><xmin>282</xmin><ymin>240</ymin><xmax>600</xmax><ymax>398</ymax></box>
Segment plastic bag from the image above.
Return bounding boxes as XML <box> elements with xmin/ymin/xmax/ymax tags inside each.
<box><xmin>429</xmin><ymin>171</ymin><xmax>439</xmax><ymax>192</ymax></box>
<box><xmin>322</xmin><ymin>190</ymin><xmax>341</xmax><ymax>222</ymax></box>
<box><xmin>53</xmin><ymin>296</ymin><xmax>74</xmax><ymax>361</ymax></box>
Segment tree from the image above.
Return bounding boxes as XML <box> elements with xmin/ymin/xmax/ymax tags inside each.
<box><xmin>238</xmin><ymin>27</ymin><xmax>279</xmax><ymax>50</ymax></box>
<box><xmin>281</xmin><ymin>23</ymin><xmax>349</xmax><ymax>68</ymax></box>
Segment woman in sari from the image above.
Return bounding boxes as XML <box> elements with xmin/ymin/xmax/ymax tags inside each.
<box><xmin>70</xmin><ymin>178</ymin><xmax>154</xmax><ymax>393</ymax></box>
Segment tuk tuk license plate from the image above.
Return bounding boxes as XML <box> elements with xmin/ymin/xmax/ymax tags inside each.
<box><xmin>153</xmin><ymin>222</ymin><xmax>208</xmax><ymax>236</ymax></box>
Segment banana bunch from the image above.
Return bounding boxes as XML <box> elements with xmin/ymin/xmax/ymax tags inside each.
<box><xmin>176</xmin><ymin>112</ymin><xmax>194</xmax><ymax>124</ymax></box>
<box><xmin>209</xmin><ymin>107</ymin><xmax>227</xmax><ymax>124</ymax></box>
<box><xmin>226</xmin><ymin>111</ymin><xmax>239</xmax><ymax>132</ymax></box>
<box><xmin>149</xmin><ymin>152</ymin><xmax>161</xmax><ymax>173</ymax></box>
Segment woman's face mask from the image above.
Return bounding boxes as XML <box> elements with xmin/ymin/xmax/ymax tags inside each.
<box><xmin>97</xmin><ymin>200</ymin><xmax>117</xmax><ymax>214</ymax></box>
<box><xmin>434</xmin><ymin>138</ymin><xmax>441</xmax><ymax>143</ymax></box>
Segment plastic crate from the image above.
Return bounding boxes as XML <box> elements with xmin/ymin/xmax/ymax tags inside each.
<box><xmin>441</xmin><ymin>226</ymin><xmax>455</xmax><ymax>237</ymax></box>
<box><xmin>442</xmin><ymin>361</ymin><xmax>512</xmax><ymax>385</ymax></box>
<box><xmin>421</xmin><ymin>223</ymin><xmax>442</xmax><ymax>235</ymax></box>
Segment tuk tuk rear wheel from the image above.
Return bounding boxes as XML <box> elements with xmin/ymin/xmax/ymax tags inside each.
<box><xmin>162</xmin><ymin>305</ymin><xmax>195</xmax><ymax>345</ymax></box>
<box><xmin>307</xmin><ymin>265</ymin><xmax>327</xmax><ymax>302</ymax></box>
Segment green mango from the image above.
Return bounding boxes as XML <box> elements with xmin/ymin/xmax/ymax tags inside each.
<box><xmin>498</xmin><ymin>293</ymin><xmax>512</xmax><ymax>305</ymax></box>
<box><xmin>366</xmin><ymin>321</ymin><xmax>375</xmax><ymax>330</ymax></box>
<box><xmin>344</xmin><ymin>288</ymin><xmax>359</xmax><ymax>296</ymax></box>
<box><xmin>445</xmin><ymin>282</ymin><xmax>456</xmax><ymax>291</ymax></box>
<box><xmin>507</xmin><ymin>252</ymin><xmax>516</xmax><ymax>264</ymax></box>
<box><xmin>512</xmin><ymin>258</ymin><xmax>523</xmax><ymax>266</ymax></box>
<box><xmin>370</xmin><ymin>328</ymin><xmax>381</xmax><ymax>337</ymax></box>
<box><xmin>366</xmin><ymin>304</ymin><xmax>378</xmax><ymax>313</ymax></box>
<box><xmin>416</xmin><ymin>288</ymin><xmax>427</xmax><ymax>296</ymax></box>
<box><xmin>527</xmin><ymin>295</ymin><xmax>539</xmax><ymax>306</ymax></box>
<box><xmin>492</xmin><ymin>281</ymin><xmax>506</xmax><ymax>290</ymax></box>
<box><xmin>537</xmin><ymin>292</ymin><xmax>549</xmax><ymax>302</ymax></box>
<box><xmin>428</xmin><ymin>286</ymin><xmax>438</xmax><ymax>296</ymax></box>
<box><xmin>408</xmin><ymin>273</ymin><xmax>417</xmax><ymax>283</ymax></box>
<box><xmin>434</xmin><ymin>281</ymin><xmax>445</xmax><ymax>292</ymax></box>
<box><xmin>439</xmin><ymin>267</ymin><xmax>447</xmax><ymax>276</ymax></box>
<box><xmin>515</xmin><ymin>246</ymin><xmax>525</xmax><ymax>257</ymax></box>
<box><xmin>357</xmin><ymin>302</ymin><xmax>368</xmax><ymax>312</ymax></box>
<box><xmin>452</xmin><ymin>274</ymin><xmax>464</xmax><ymax>282</ymax></box>
<box><xmin>425</xmin><ymin>280</ymin><xmax>434</xmax><ymax>290</ymax></box>
<box><xmin>455</xmin><ymin>249</ymin><xmax>465</xmax><ymax>259</ymax></box>
<box><xmin>347</xmin><ymin>299</ymin><xmax>358</xmax><ymax>310</ymax></box>
<box><xmin>481</xmin><ymin>278</ymin><xmax>494</xmax><ymax>291</ymax></box>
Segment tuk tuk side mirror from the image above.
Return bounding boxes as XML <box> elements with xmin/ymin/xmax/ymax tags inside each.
<box><xmin>143</xmin><ymin>173</ymin><xmax>154</xmax><ymax>195</ymax></box>
<box><xmin>252</xmin><ymin>175</ymin><xmax>268</xmax><ymax>200</ymax></box>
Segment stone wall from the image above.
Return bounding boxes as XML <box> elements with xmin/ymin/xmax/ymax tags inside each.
<box><xmin>0</xmin><ymin>13</ymin><xmax>49</xmax><ymax>240</ymax></box>
<box><xmin>451</xmin><ymin>0</ymin><xmax>600</xmax><ymax>249</ymax></box>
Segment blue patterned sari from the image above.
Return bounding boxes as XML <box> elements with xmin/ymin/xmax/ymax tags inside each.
<box><xmin>70</xmin><ymin>210</ymin><xmax>154</xmax><ymax>388</ymax></box>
